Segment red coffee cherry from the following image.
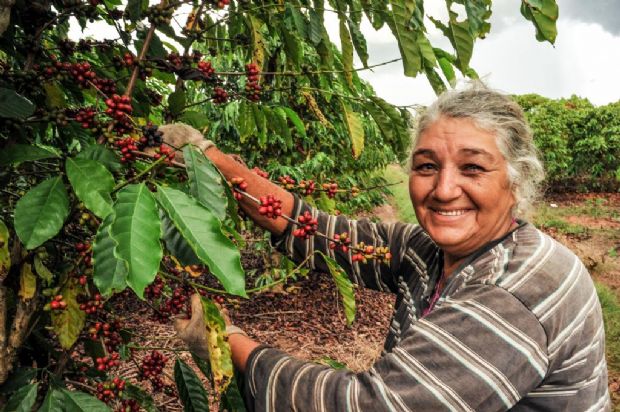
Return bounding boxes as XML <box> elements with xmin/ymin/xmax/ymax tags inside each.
<box><xmin>258</xmin><ymin>195</ymin><xmax>282</xmax><ymax>219</ymax></box>
<box><xmin>293</xmin><ymin>211</ymin><xmax>318</xmax><ymax>240</ymax></box>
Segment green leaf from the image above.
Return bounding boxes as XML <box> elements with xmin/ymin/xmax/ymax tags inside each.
<box><xmin>0</xmin><ymin>87</ymin><xmax>35</xmax><ymax>119</ymax></box>
<box><xmin>200</xmin><ymin>296</ymin><xmax>234</xmax><ymax>391</ymax></box>
<box><xmin>308</xmin><ymin>10</ymin><xmax>323</xmax><ymax>46</ymax></box>
<box><xmin>66</xmin><ymin>158</ymin><xmax>115</xmax><ymax>219</ymax></box>
<box><xmin>387</xmin><ymin>0</ymin><xmax>422</xmax><ymax>76</ymax></box>
<box><xmin>0</xmin><ymin>144</ymin><xmax>60</xmax><ymax>166</ymax></box>
<box><xmin>183</xmin><ymin>146</ymin><xmax>227</xmax><ymax>220</ymax></box>
<box><xmin>0</xmin><ymin>220</ymin><xmax>9</xmax><ymax>279</ymax></box>
<box><xmin>43</xmin><ymin>83</ymin><xmax>66</xmax><ymax>109</ymax></box>
<box><xmin>2</xmin><ymin>383</ymin><xmax>38</xmax><ymax>412</ymax></box>
<box><xmin>430</xmin><ymin>13</ymin><xmax>474</xmax><ymax>72</ymax></box>
<box><xmin>284</xmin><ymin>4</ymin><xmax>308</xmax><ymax>39</ymax></box>
<box><xmin>221</xmin><ymin>375</ymin><xmax>247</xmax><ymax>412</ymax></box>
<box><xmin>318</xmin><ymin>252</ymin><xmax>356</xmax><ymax>325</ymax></box>
<box><xmin>168</xmin><ymin>90</ymin><xmax>186</xmax><ymax>116</ymax></box>
<box><xmin>282</xmin><ymin>31</ymin><xmax>303</xmax><ymax>69</ymax></box>
<box><xmin>110</xmin><ymin>184</ymin><xmax>162</xmax><ymax>299</ymax></box>
<box><xmin>252</xmin><ymin>105</ymin><xmax>267</xmax><ymax>148</ymax></box>
<box><xmin>464</xmin><ymin>0</ymin><xmax>492</xmax><ymax>37</ymax></box>
<box><xmin>434</xmin><ymin>48</ymin><xmax>457</xmax><ymax>87</ymax></box>
<box><xmin>281</xmin><ymin>107</ymin><xmax>307</xmax><ymax>138</ymax></box>
<box><xmin>0</xmin><ymin>368</ymin><xmax>36</xmax><ymax>395</ymax></box>
<box><xmin>125</xmin><ymin>0</ymin><xmax>146</xmax><ymax>22</ymax></box>
<box><xmin>160</xmin><ymin>212</ymin><xmax>200</xmax><ymax>266</ymax></box>
<box><xmin>248</xmin><ymin>15</ymin><xmax>265</xmax><ymax>71</ymax></box>
<box><xmin>174</xmin><ymin>359</ymin><xmax>210</xmax><ymax>412</ymax></box>
<box><xmin>155</xmin><ymin>187</ymin><xmax>246</xmax><ymax>297</ymax></box>
<box><xmin>341</xmin><ymin>102</ymin><xmax>365</xmax><ymax>159</ymax></box>
<box><xmin>180</xmin><ymin>111</ymin><xmax>210</xmax><ymax>130</ymax></box>
<box><xmin>14</xmin><ymin>177</ymin><xmax>70</xmax><ymax>249</ymax></box>
<box><xmin>76</xmin><ymin>145</ymin><xmax>121</xmax><ymax>172</ymax></box>
<box><xmin>520</xmin><ymin>0</ymin><xmax>558</xmax><ymax>44</ymax></box>
<box><xmin>93</xmin><ymin>214</ymin><xmax>129</xmax><ymax>297</ymax></box>
<box><xmin>347</xmin><ymin>18</ymin><xmax>369</xmax><ymax>68</ymax></box>
<box><xmin>425</xmin><ymin>67</ymin><xmax>447</xmax><ymax>94</ymax></box>
<box><xmin>339</xmin><ymin>18</ymin><xmax>354</xmax><ymax>88</ymax></box>
<box><xmin>123</xmin><ymin>384</ymin><xmax>160</xmax><ymax>412</ymax></box>
<box><xmin>272</xmin><ymin>107</ymin><xmax>292</xmax><ymax>150</ymax></box>
<box><xmin>61</xmin><ymin>389</ymin><xmax>111</xmax><ymax>412</ymax></box>
<box><xmin>237</xmin><ymin>101</ymin><xmax>256</xmax><ymax>143</ymax></box>
<box><xmin>51</xmin><ymin>280</ymin><xmax>86</xmax><ymax>348</ymax></box>
<box><xmin>38</xmin><ymin>388</ymin><xmax>66</xmax><ymax>412</ymax></box>
<box><xmin>191</xmin><ymin>353</ymin><xmax>213</xmax><ymax>382</ymax></box>
<box><xmin>34</xmin><ymin>255</ymin><xmax>53</xmax><ymax>285</ymax></box>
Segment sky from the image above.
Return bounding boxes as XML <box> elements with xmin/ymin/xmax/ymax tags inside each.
<box><xmin>323</xmin><ymin>1</ymin><xmax>620</xmax><ymax>107</ymax></box>
<box><xmin>69</xmin><ymin>1</ymin><xmax>620</xmax><ymax>107</ymax></box>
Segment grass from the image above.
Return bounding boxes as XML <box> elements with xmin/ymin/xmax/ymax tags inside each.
<box><xmin>596</xmin><ymin>283</ymin><xmax>620</xmax><ymax>372</ymax></box>
<box><xmin>382</xmin><ymin>164</ymin><xmax>417</xmax><ymax>224</ymax></box>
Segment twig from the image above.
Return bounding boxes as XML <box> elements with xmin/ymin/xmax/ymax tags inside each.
<box><xmin>111</xmin><ymin>155</ymin><xmax>167</xmax><ymax>194</ymax></box>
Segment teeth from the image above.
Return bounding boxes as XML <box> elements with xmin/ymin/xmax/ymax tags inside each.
<box><xmin>436</xmin><ymin>210</ymin><xmax>466</xmax><ymax>216</ymax></box>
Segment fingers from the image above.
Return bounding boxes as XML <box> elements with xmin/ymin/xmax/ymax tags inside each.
<box><xmin>173</xmin><ymin>317</ymin><xmax>190</xmax><ymax>335</ymax></box>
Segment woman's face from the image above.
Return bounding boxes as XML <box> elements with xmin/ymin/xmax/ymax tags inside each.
<box><xmin>409</xmin><ymin>116</ymin><xmax>516</xmax><ymax>261</ymax></box>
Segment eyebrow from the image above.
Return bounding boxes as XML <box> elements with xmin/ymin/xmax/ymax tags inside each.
<box><xmin>411</xmin><ymin>147</ymin><xmax>496</xmax><ymax>162</ymax></box>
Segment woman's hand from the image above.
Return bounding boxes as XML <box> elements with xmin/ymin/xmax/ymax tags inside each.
<box><xmin>173</xmin><ymin>294</ymin><xmax>211</xmax><ymax>359</ymax></box>
<box><xmin>158</xmin><ymin>123</ymin><xmax>215</xmax><ymax>163</ymax></box>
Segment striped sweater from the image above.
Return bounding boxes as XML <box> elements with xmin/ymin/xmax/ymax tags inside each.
<box><xmin>242</xmin><ymin>198</ymin><xmax>610</xmax><ymax>411</ymax></box>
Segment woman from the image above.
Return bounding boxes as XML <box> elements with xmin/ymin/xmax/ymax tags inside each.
<box><xmin>170</xmin><ymin>85</ymin><xmax>610</xmax><ymax>411</ymax></box>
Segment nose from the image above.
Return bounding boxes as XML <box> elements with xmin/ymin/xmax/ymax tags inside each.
<box><xmin>432</xmin><ymin>167</ymin><xmax>462</xmax><ymax>202</ymax></box>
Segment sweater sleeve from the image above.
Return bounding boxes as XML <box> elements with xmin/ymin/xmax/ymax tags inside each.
<box><xmin>271</xmin><ymin>196</ymin><xmax>435</xmax><ymax>294</ymax></box>
<box><xmin>243</xmin><ymin>284</ymin><xmax>549</xmax><ymax>412</ymax></box>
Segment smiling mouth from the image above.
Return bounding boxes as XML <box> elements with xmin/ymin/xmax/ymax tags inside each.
<box><xmin>432</xmin><ymin>209</ymin><xmax>469</xmax><ymax>216</ymax></box>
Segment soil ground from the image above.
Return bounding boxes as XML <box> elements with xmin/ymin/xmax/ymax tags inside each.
<box><xmin>115</xmin><ymin>188</ymin><xmax>620</xmax><ymax>411</ymax></box>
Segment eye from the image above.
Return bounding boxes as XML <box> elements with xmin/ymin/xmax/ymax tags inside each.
<box><xmin>413</xmin><ymin>163</ymin><xmax>437</xmax><ymax>174</ymax></box>
<box><xmin>462</xmin><ymin>164</ymin><xmax>485</xmax><ymax>173</ymax></box>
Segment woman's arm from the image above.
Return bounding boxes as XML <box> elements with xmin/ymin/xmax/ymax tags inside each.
<box><xmin>241</xmin><ymin>284</ymin><xmax>548</xmax><ymax>411</ymax></box>
<box><xmin>204</xmin><ymin>147</ymin><xmax>293</xmax><ymax>236</ymax></box>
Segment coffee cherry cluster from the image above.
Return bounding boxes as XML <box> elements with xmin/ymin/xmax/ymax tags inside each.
<box><xmin>277</xmin><ymin>175</ymin><xmax>296</xmax><ymax>190</ymax></box>
<box><xmin>95</xmin><ymin>352</ymin><xmax>120</xmax><ymax>371</ymax></box>
<box><xmin>50</xmin><ymin>295</ymin><xmax>68</xmax><ymax>311</ymax></box>
<box><xmin>119</xmin><ymin>399</ymin><xmax>140</xmax><ymax>412</ymax></box>
<box><xmin>258</xmin><ymin>195</ymin><xmax>283</xmax><ymax>219</ymax></box>
<box><xmin>92</xmin><ymin>77</ymin><xmax>117</xmax><ymax>95</ymax></box>
<box><xmin>105</xmin><ymin>95</ymin><xmax>133</xmax><ymax>134</ymax></box>
<box><xmin>113</xmin><ymin>52</ymin><xmax>135</xmax><ymax>69</ymax></box>
<box><xmin>139</xmin><ymin>350</ymin><xmax>167</xmax><ymax>380</ymax></box>
<box><xmin>96</xmin><ymin>377</ymin><xmax>125</xmax><ymax>403</ymax></box>
<box><xmin>88</xmin><ymin>319</ymin><xmax>123</xmax><ymax>352</ymax></box>
<box><xmin>293</xmin><ymin>211</ymin><xmax>318</xmax><ymax>240</ymax></box>
<box><xmin>139</xmin><ymin>123</ymin><xmax>163</xmax><ymax>148</ymax></box>
<box><xmin>146</xmin><ymin>4</ymin><xmax>174</xmax><ymax>25</ymax></box>
<box><xmin>322</xmin><ymin>182</ymin><xmax>339</xmax><ymax>198</ymax></box>
<box><xmin>152</xmin><ymin>144</ymin><xmax>175</xmax><ymax>163</ymax></box>
<box><xmin>252</xmin><ymin>167</ymin><xmax>269</xmax><ymax>179</ymax></box>
<box><xmin>74</xmin><ymin>107</ymin><xmax>98</xmax><ymax>129</ymax></box>
<box><xmin>76</xmin><ymin>241</ymin><xmax>92</xmax><ymax>266</ymax></box>
<box><xmin>230</xmin><ymin>177</ymin><xmax>248</xmax><ymax>200</ymax></box>
<box><xmin>245</xmin><ymin>63</ymin><xmax>261</xmax><ymax>102</ymax></box>
<box><xmin>115</xmin><ymin>137</ymin><xmax>139</xmax><ymax>163</ymax></box>
<box><xmin>160</xmin><ymin>286</ymin><xmax>191</xmax><ymax>316</ymax></box>
<box><xmin>299</xmin><ymin>179</ymin><xmax>316</xmax><ymax>196</ymax></box>
<box><xmin>329</xmin><ymin>232</ymin><xmax>351</xmax><ymax>252</ymax></box>
<box><xmin>79</xmin><ymin>293</ymin><xmax>103</xmax><ymax>315</ymax></box>
<box><xmin>212</xmin><ymin>86</ymin><xmax>228</xmax><ymax>104</ymax></box>
<box><xmin>197</xmin><ymin>60</ymin><xmax>215</xmax><ymax>79</ymax></box>
<box><xmin>144</xmin><ymin>276</ymin><xmax>164</xmax><ymax>300</ymax></box>
<box><xmin>68</xmin><ymin>61</ymin><xmax>96</xmax><ymax>88</ymax></box>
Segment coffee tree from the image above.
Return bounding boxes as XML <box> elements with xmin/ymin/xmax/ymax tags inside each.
<box><xmin>0</xmin><ymin>0</ymin><xmax>557</xmax><ymax>410</ymax></box>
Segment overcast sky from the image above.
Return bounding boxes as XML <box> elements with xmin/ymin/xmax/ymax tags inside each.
<box><xmin>323</xmin><ymin>1</ymin><xmax>620</xmax><ymax>107</ymax></box>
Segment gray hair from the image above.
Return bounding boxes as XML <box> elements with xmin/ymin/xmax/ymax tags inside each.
<box><xmin>412</xmin><ymin>83</ymin><xmax>545</xmax><ymax>218</ymax></box>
